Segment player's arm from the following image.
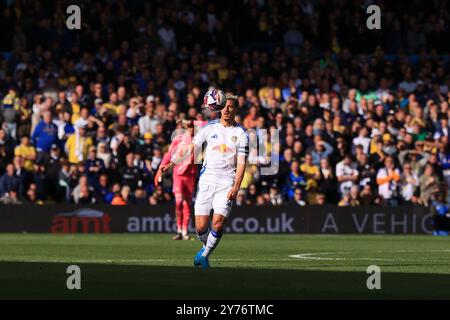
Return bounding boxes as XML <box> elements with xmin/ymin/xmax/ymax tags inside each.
<box><xmin>227</xmin><ymin>155</ymin><xmax>247</xmax><ymax>201</ymax></box>
<box><xmin>160</xmin><ymin>142</ymin><xmax>195</xmax><ymax>172</ymax></box>
<box><xmin>227</xmin><ymin>132</ymin><xmax>249</xmax><ymax>201</ymax></box>
<box><xmin>160</xmin><ymin>126</ymin><xmax>207</xmax><ymax>172</ymax></box>
<box><xmin>154</xmin><ymin>137</ymin><xmax>178</xmax><ymax>185</ymax></box>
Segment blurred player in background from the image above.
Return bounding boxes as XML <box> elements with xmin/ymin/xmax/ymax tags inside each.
<box><xmin>161</xmin><ymin>94</ymin><xmax>249</xmax><ymax>268</ymax></box>
<box><xmin>154</xmin><ymin>119</ymin><xmax>197</xmax><ymax>240</ymax></box>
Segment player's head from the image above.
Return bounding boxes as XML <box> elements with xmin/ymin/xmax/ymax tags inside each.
<box><xmin>180</xmin><ymin>118</ymin><xmax>195</xmax><ymax>135</ymax></box>
<box><xmin>221</xmin><ymin>94</ymin><xmax>239</xmax><ymax>122</ymax></box>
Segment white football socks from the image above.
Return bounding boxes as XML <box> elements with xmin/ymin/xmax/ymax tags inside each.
<box><xmin>196</xmin><ymin>227</ymin><xmax>210</xmax><ymax>247</ymax></box>
<box><xmin>202</xmin><ymin>229</ymin><xmax>222</xmax><ymax>258</ymax></box>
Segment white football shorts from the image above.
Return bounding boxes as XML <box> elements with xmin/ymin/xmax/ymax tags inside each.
<box><xmin>194</xmin><ymin>182</ymin><xmax>233</xmax><ymax>217</ymax></box>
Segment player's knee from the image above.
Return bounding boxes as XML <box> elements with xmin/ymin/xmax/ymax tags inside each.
<box><xmin>175</xmin><ymin>197</ymin><xmax>183</xmax><ymax>210</ymax></box>
<box><xmin>211</xmin><ymin>220</ymin><xmax>224</xmax><ymax>233</ymax></box>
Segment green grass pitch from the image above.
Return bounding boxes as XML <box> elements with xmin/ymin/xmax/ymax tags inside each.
<box><xmin>0</xmin><ymin>234</ymin><xmax>449</xmax><ymax>299</ymax></box>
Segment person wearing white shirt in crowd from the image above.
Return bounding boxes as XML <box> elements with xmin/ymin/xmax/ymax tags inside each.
<box><xmin>342</xmin><ymin>88</ymin><xmax>357</xmax><ymax>114</ymax></box>
<box><xmin>138</xmin><ymin>96</ymin><xmax>160</xmax><ymax>136</ymax></box>
<box><xmin>336</xmin><ymin>154</ymin><xmax>359</xmax><ymax>195</ymax></box>
<box><xmin>352</xmin><ymin>126</ymin><xmax>371</xmax><ymax>154</ymax></box>
<box><xmin>400</xmin><ymin>162</ymin><xmax>419</xmax><ymax>203</ymax></box>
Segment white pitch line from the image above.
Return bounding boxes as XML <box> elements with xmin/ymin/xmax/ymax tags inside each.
<box><xmin>289</xmin><ymin>250</ymin><xmax>450</xmax><ymax>262</ymax></box>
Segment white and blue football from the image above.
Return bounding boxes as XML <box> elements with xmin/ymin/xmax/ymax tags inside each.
<box><xmin>203</xmin><ymin>89</ymin><xmax>226</xmax><ymax>112</ymax></box>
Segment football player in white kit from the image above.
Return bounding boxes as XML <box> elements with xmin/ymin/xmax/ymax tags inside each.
<box><xmin>161</xmin><ymin>94</ymin><xmax>248</xmax><ymax>269</ymax></box>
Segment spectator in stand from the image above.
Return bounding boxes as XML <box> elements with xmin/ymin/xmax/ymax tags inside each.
<box><xmin>338</xmin><ymin>185</ymin><xmax>361</xmax><ymax>207</ymax></box>
<box><xmin>285</xmin><ymin>160</ymin><xmax>306</xmax><ymax>199</ymax></box>
<box><xmin>95</xmin><ymin>174</ymin><xmax>111</xmax><ymax>203</ymax></box>
<box><xmin>0</xmin><ymin>163</ymin><xmax>19</xmax><ymax>197</ymax></box>
<box><xmin>72</xmin><ymin>175</ymin><xmax>94</xmax><ymax>204</ymax></box>
<box><xmin>310</xmin><ymin>139</ymin><xmax>333</xmax><ymax>166</ymax></box>
<box><xmin>0</xmin><ymin>187</ymin><xmax>21</xmax><ymax>204</ymax></box>
<box><xmin>352</xmin><ymin>127</ymin><xmax>371</xmax><ymax>155</ymax></box>
<box><xmin>1</xmin><ymin>89</ymin><xmax>19</xmax><ymax>140</ymax></box>
<box><xmin>14</xmin><ymin>135</ymin><xmax>36</xmax><ymax>172</ymax></box>
<box><xmin>134</xmin><ymin>188</ymin><xmax>148</xmax><ymax>205</ymax></box>
<box><xmin>357</xmin><ymin>153</ymin><xmax>377</xmax><ymax>188</ymax></box>
<box><xmin>300</xmin><ymin>153</ymin><xmax>321</xmax><ymax>203</ymax></box>
<box><xmin>65</xmin><ymin>123</ymin><xmax>93</xmax><ymax>164</ymax></box>
<box><xmin>336</xmin><ymin>154</ymin><xmax>359</xmax><ymax>196</ymax></box>
<box><xmin>318</xmin><ymin>158</ymin><xmax>337</xmax><ymax>204</ymax></box>
<box><xmin>399</xmin><ymin>163</ymin><xmax>419</xmax><ymax>204</ymax></box>
<box><xmin>419</xmin><ymin>164</ymin><xmax>441</xmax><ymax>207</ymax></box>
<box><xmin>138</xmin><ymin>99</ymin><xmax>160</xmax><ymax>136</ymax></box>
<box><xmin>111</xmin><ymin>187</ymin><xmax>127</xmax><ymax>205</ymax></box>
<box><xmin>376</xmin><ymin>156</ymin><xmax>401</xmax><ymax>206</ymax></box>
<box><xmin>120</xmin><ymin>152</ymin><xmax>143</xmax><ymax>191</ymax></box>
<box><xmin>269</xmin><ymin>184</ymin><xmax>283</xmax><ymax>206</ymax></box>
<box><xmin>31</xmin><ymin>111</ymin><xmax>59</xmax><ymax>155</ymax></box>
<box><xmin>291</xmin><ymin>188</ymin><xmax>306</xmax><ymax>206</ymax></box>
<box><xmin>149</xmin><ymin>185</ymin><xmax>172</xmax><ymax>205</ymax></box>
<box><xmin>85</xmin><ymin>146</ymin><xmax>105</xmax><ymax>188</ymax></box>
<box><xmin>96</xmin><ymin>142</ymin><xmax>112</xmax><ymax>169</ymax></box>
<box><xmin>359</xmin><ymin>184</ymin><xmax>379</xmax><ymax>206</ymax></box>
<box><xmin>43</xmin><ymin>144</ymin><xmax>62</xmax><ymax>201</ymax></box>
<box><xmin>76</xmin><ymin>184</ymin><xmax>97</xmax><ymax>204</ymax></box>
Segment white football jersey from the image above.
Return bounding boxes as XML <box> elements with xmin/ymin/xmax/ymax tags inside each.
<box><xmin>193</xmin><ymin>119</ymin><xmax>249</xmax><ymax>186</ymax></box>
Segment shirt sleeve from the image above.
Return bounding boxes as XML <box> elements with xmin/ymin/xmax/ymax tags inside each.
<box><xmin>192</xmin><ymin>125</ymin><xmax>208</xmax><ymax>147</ymax></box>
<box><xmin>237</xmin><ymin>131</ymin><xmax>249</xmax><ymax>157</ymax></box>
<box><xmin>161</xmin><ymin>135</ymin><xmax>180</xmax><ymax>166</ymax></box>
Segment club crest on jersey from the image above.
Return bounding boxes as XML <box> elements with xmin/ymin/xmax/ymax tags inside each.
<box><xmin>231</xmin><ymin>136</ymin><xmax>237</xmax><ymax>143</ymax></box>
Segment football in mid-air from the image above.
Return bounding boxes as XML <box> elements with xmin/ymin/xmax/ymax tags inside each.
<box><xmin>203</xmin><ymin>89</ymin><xmax>226</xmax><ymax>112</ymax></box>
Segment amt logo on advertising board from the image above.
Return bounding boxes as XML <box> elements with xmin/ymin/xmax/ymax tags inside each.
<box><xmin>51</xmin><ymin>208</ymin><xmax>111</xmax><ymax>233</ymax></box>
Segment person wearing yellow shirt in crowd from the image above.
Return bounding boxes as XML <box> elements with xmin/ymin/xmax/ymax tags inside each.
<box><xmin>370</xmin><ymin>134</ymin><xmax>387</xmax><ymax>164</ymax></box>
<box><xmin>14</xmin><ymin>135</ymin><xmax>36</xmax><ymax>172</ymax></box>
<box><xmin>300</xmin><ymin>153</ymin><xmax>321</xmax><ymax>204</ymax></box>
<box><xmin>300</xmin><ymin>153</ymin><xmax>321</xmax><ymax>188</ymax></box>
<box><xmin>103</xmin><ymin>92</ymin><xmax>120</xmax><ymax>115</ymax></box>
<box><xmin>70</xmin><ymin>92</ymin><xmax>81</xmax><ymax>124</ymax></box>
<box><xmin>258</xmin><ymin>76</ymin><xmax>281</xmax><ymax>106</ymax></box>
<box><xmin>65</xmin><ymin>123</ymin><xmax>93</xmax><ymax>164</ymax></box>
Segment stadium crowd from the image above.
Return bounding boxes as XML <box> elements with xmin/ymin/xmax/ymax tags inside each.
<box><xmin>0</xmin><ymin>0</ymin><xmax>449</xmax><ymax>207</ymax></box>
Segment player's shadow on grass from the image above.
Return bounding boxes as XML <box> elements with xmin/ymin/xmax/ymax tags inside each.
<box><xmin>0</xmin><ymin>261</ymin><xmax>449</xmax><ymax>299</ymax></box>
